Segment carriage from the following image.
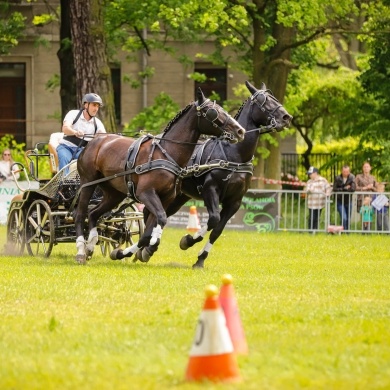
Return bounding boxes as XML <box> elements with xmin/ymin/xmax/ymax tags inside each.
<box><xmin>4</xmin><ymin>134</ymin><xmax>145</xmax><ymax>258</ymax></box>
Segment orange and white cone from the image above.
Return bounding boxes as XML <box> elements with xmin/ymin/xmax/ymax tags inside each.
<box><xmin>186</xmin><ymin>205</ymin><xmax>201</xmax><ymax>233</ymax></box>
<box><xmin>185</xmin><ymin>284</ymin><xmax>241</xmax><ymax>382</ymax></box>
<box><xmin>219</xmin><ymin>274</ymin><xmax>248</xmax><ymax>355</ymax></box>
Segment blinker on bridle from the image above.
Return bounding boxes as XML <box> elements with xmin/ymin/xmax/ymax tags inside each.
<box><xmin>196</xmin><ymin>99</ymin><xmax>235</xmax><ymax>140</ymax></box>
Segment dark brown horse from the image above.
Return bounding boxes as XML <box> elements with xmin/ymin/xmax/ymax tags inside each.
<box><xmin>74</xmin><ymin>88</ymin><xmax>245</xmax><ymax>264</ymax></box>
<box><xmin>144</xmin><ymin>81</ymin><xmax>292</xmax><ymax>268</ymax></box>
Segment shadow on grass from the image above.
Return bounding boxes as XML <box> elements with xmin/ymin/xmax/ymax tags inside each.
<box><xmin>10</xmin><ymin>254</ymin><xmax>194</xmax><ymax>270</ymax></box>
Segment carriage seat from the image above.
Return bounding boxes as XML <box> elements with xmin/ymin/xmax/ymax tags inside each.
<box><xmin>48</xmin><ymin>132</ymin><xmax>64</xmax><ymax>174</ymax></box>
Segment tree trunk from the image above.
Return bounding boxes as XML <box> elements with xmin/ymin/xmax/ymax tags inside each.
<box><xmin>254</xmin><ymin>23</ymin><xmax>295</xmax><ymax>190</ymax></box>
<box><xmin>251</xmin><ymin>11</ymin><xmax>295</xmax><ymax>189</ymax></box>
<box><xmin>69</xmin><ymin>0</ymin><xmax>116</xmax><ymax>132</ymax></box>
<box><xmin>57</xmin><ymin>0</ymin><xmax>76</xmax><ymax>118</ymax></box>
<box><xmin>251</xmin><ymin>11</ymin><xmax>268</xmax><ymax>189</ymax></box>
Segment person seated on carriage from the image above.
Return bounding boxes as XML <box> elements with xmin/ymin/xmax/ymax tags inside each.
<box><xmin>57</xmin><ymin>93</ymin><xmax>106</xmax><ymax>171</ymax></box>
<box><xmin>0</xmin><ymin>148</ymin><xmax>20</xmax><ymax>183</ymax></box>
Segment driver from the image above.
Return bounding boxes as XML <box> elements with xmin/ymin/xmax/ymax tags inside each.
<box><xmin>57</xmin><ymin>93</ymin><xmax>107</xmax><ymax>170</ymax></box>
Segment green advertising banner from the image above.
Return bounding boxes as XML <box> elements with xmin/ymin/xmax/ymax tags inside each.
<box><xmin>166</xmin><ymin>191</ymin><xmax>278</xmax><ymax>232</ymax></box>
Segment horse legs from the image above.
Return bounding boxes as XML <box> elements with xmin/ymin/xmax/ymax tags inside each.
<box><xmin>74</xmin><ymin>185</ymin><xmax>98</xmax><ymax>265</ymax></box>
<box><xmin>110</xmin><ymin>211</ymin><xmax>157</xmax><ymax>261</ymax></box>
<box><xmin>137</xmin><ymin>190</ymin><xmax>168</xmax><ymax>262</ymax></box>
<box><xmin>180</xmin><ymin>186</ymin><xmax>220</xmax><ymax>251</ymax></box>
<box><xmin>192</xmin><ymin>200</ymin><xmax>241</xmax><ymax>269</ymax></box>
<box><xmin>85</xmin><ymin>187</ymin><xmax>126</xmax><ymax>259</ymax></box>
<box><xmin>110</xmin><ymin>189</ymin><xmax>166</xmax><ymax>262</ymax></box>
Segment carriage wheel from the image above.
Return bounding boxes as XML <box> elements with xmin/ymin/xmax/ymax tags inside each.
<box><xmin>100</xmin><ymin>237</ymin><xmax>118</xmax><ymax>257</ymax></box>
<box><xmin>125</xmin><ymin>204</ymin><xmax>145</xmax><ymax>246</ymax></box>
<box><xmin>25</xmin><ymin>200</ymin><xmax>54</xmax><ymax>258</ymax></box>
<box><xmin>6</xmin><ymin>208</ymin><xmax>25</xmax><ymax>255</ymax></box>
<box><xmin>99</xmin><ymin>203</ymin><xmax>144</xmax><ymax>257</ymax></box>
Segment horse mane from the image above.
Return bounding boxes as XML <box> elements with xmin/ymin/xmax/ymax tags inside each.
<box><xmin>234</xmin><ymin>98</ymin><xmax>250</xmax><ymax>120</ymax></box>
<box><xmin>163</xmin><ymin>103</ymin><xmax>193</xmax><ymax>134</ymax></box>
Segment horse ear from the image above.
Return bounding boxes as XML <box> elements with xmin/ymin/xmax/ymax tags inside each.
<box><xmin>245</xmin><ymin>80</ymin><xmax>257</xmax><ymax>95</ymax></box>
<box><xmin>197</xmin><ymin>87</ymin><xmax>205</xmax><ymax>104</ymax></box>
<box><xmin>260</xmin><ymin>82</ymin><xmax>266</xmax><ymax>91</ymax></box>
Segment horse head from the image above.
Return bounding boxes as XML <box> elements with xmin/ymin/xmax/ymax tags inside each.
<box><xmin>245</xmin><ymin>81</ymin><xmax>292</xmax><ymax>132</ymax></box>
<box><xmin>196</xmin><ymin>88</ymin><xmax>245</xmax><ymax>144</ymax></box>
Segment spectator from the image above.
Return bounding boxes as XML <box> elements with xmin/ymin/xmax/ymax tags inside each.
<box><xmin>333</xmin><ymin>165</ymin><xmax>356</xmax><ymax>230</ymax></box>
<box><xmin>372</xmin><ymin>182</ymin><xmax>389</xmax><ymax>232</ymax></box>
<box><xmin>355</xmin><ymin>161</ymin><xmax>377</xmax><ymax>210</ymax></box>
<box><xmin>359</xmin><ymin>195</ymin><xmax>373</xmax><ymax>231</ymax></box>
<box><xmin>57</xmin><ymin>93</ymin><xmax>106</xmax><ymax>170</ymax></box>
<box><xmin>305</xmin><ymin>166</ymin><xmax>332</xmax><ymax>231</ymax></box>
<box><xmin>0</xmin><ymin>148</ymin><xmax>20</xmax><ymax>183</ymax></box>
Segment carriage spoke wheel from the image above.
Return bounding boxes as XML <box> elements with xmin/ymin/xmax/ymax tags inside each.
<box><xmin>6</xmin><ymin>208</ymin><xmax>25</xmax><ymax>255</ymax></box>
<box><xmin>25</xmin><ymin>200</ymin><xmax>54</xmax><ymax>258</ymax></box>
<box><xmin>125</xmin><ymin>205</ymin><xmax>144</xmax><ymax>246</ymax></box>
<box><xmin>100</xmin><ymin>237</ymin><xmax>118</xmax><ymax>257</ymax></box>
<box><xmin>99</xmin><ymin>203</ymin><xmax>144</xmax><ymax>257</ymax></box>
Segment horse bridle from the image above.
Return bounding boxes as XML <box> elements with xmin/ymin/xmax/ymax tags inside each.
<box><xmin>196</xmin><ymin>99</ymin><xmax>237</xmax><ymax>142</ymax></box>
<box><xmin>246</xmin><ymin>89</ymin><xmax>284</xmax><ymax>135</ymax></box>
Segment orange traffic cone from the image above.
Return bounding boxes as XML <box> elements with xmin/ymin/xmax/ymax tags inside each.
<box><xmin>186</xmin><ymin>205</ymin><xmax>201</xmax><ymax>232</ymax></box>
<box><xmin>185</xmin><ymin>284</ymin><xmax>241</xmax><ymax>383</ymax></box>
<box><xmin>219</xmin><ymin>274</ymin><xmax>248</xmax><ymax>355</ymax></box>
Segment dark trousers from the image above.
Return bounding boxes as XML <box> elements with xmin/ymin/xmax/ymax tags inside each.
<box><xmin>308</xmin><ymin>208</ymin><xmax>322</xmax><ymax>230</ymax></box>
<box><xmin>377</xmin><ymin>211</ymin><xmax>389</xmax><ymax>231</ymax></box>
<box><xmin>337</xmin><ymin>202</ymin><xmax>352</xmax><ymax>230</ymax></box>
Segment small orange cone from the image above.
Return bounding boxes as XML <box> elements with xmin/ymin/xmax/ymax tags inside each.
<box><xmin>186</xmin><ymin>205</ymin><xmax>201</xmax><ymax>232</ymax></box>
<box><xmin>185</xmin><ymin>284</ymin><xmax>241</xmax><ymax>383</ymax></box>
<box><xmin>219</xmin><ymin>274</ymin><xmax>248</xmax><ymax>355</ymax></box>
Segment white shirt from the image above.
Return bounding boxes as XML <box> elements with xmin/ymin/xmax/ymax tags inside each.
<box><xmin>0</xmin><ymin>160</ymin><xmax>20</xmax><ymax>180</ymax></box>
<box><xmin>59</xmin><ymin>109</ymin><xmax>106</xmax><ymax>147</ymax></box>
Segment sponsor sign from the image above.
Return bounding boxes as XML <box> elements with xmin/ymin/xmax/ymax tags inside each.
<box><xmin>0</xmin><ymin>181</ymin><xmax>39</xmax><ymax>224</ymax></box>
<box><xmin>166</xmin><ymin>191</ymin><xmax>278</xmax><ymax>232</ymax></box>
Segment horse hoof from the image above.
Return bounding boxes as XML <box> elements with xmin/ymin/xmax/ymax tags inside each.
<box><xmin>75</xmin><ymin>254</ymin><xmax>87</xmax><ymax>265</ymax></box>
<box><xmin>86</xmin><ymin>248</ymin><xmax>94</xmax><ymax>260</ymax></box>
<box><xmin>179</xmin><ymin>234</ymin><xmax>193</xmax><ymax>250</ymax></box>
<box><xmin>110</xmin><ymin>248</ymin><xmax>124</xmax><ymax>260</ymax></box>
<box><xmin>139</xmin><ymin>248</ymin><xmax>151</xmax><ymax>263</ymax></box>
<box><xmin>133</xmin><ymin>249</ymin><xmax>142</xmax><ymax>263</ymax></box>
<box><xmin>192</xmin><ymin>262</ymin><xmax>204</xmax><ymax>269</ymax></box>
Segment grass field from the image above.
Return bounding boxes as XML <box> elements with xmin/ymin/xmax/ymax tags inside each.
<box><xmin>1</xmin><ymin>226</ymin><xmax>390</xmax><ymax>389</ymax></box>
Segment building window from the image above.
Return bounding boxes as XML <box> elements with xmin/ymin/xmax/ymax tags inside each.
<box><xmin>194</xmin><ymin>64</ymin><xmax>227</xmax><ymax>105</ymax></box>
<box><xmin>0</xmin><ymin>63</ymin><xmax>26</xmax><ymax>144</ymax></box>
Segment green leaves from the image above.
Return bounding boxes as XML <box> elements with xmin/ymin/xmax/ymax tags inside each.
<box><xmin>0</xmin><ymin>9</ymin><xmax>25</xmax><ymax>55</ymax></box>
<box><xmin>123</xmin><ymin>92</ymin><xmax>180</xmax><ymax>135</ymax></box>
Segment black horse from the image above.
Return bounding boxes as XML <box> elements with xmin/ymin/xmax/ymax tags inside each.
<box><xmin>144</xmin><ymin>81</ymin><xmax>292</xmax><ymax>268</ymax></box>
<box><xmin>74</xmin><ymin>88</ymin><xmax>245</xmax><ymax>264</ymax></box>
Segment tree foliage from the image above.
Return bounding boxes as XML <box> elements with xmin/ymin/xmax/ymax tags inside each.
<box><xmin>123</xmin><ymin>92</ymin><xmax>179</xmax><ymax>136</ymax></box>
<box><xmin>0</xmin><ymin>1</ymin><xmax>25</xmax><ymax>55</ymax></box>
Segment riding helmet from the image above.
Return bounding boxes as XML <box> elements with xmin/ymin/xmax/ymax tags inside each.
<box><xmin>82</xmin><ymin>93</ymin><xmax>103</xmax><ymax>107</ymax></box>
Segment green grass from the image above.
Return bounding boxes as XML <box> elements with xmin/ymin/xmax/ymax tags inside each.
<box><xmin>1</xmin><ymin>226</ymin><xmax>390</xmax><ymax>389</ymax></box>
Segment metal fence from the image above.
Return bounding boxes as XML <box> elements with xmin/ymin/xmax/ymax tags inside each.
<box><xmin>253</xmin><ymin>189</ymin><xmax>390</xmax><ymax>234</ymax></box>
<box><xmin>281</xmin><ymin>153</ymin><xmax>359</xmax><ymax>183</ymax></box>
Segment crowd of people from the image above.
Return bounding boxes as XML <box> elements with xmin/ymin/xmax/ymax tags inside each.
<box><xmin>305</xmin><ymin>161</ymin><xmax>389</xmax><ymax>232</ymax></box>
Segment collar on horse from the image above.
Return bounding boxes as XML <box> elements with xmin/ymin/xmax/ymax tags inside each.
<box><xmin>183</xmin><ymin>138</ymin><xmax>253</xmax><ymax>178</ymax></box>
